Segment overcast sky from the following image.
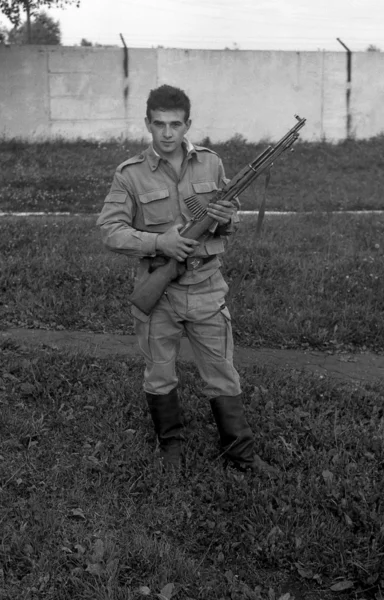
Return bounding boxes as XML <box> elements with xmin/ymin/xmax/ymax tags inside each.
<box><xmin>2</xmin><ymin>0</ymin><xmax>384</xmax><ymax>51</ymax></box>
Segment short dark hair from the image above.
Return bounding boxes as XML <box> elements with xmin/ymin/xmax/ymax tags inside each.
<box><xmin>146</xmin><ymin>84</ymin><xmax>191</xmax><ymax>122</ymax></box>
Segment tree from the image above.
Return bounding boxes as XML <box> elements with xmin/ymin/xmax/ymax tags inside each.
<box><xmin>366</xmin><ymin>44</ymin><xmax>381</xmax><ymax>52</ymax></box>
<box><xmin>78</xmin><ymin>38</ymin><xmax>117</xmax><ymax>48</ymax></box>
<box><xmin>9</xmin><ymin>10</ymin><xmax>60</xmax><ymax>44</ymax></box>
<box><xmin>224</xmin><ymin>42</ymin><xmax>240</xmax><ymax>51</ymax></box>
<box><xmin>0</xmin><ymin>0</ymin><xmax>80</xmax><ymax>42</ymax></box>
<box><xmin>0</xmin><ymin>24</ymin><xmax>8</xmax><ymax>42</ymax></box>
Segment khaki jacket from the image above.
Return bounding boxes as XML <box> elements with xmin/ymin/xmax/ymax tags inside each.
<box><xmin>96</xmin><ymin>139</ymin><xmax>239</xmax><ymax>285</ymax></box>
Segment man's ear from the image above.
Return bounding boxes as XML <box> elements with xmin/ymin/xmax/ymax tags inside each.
<box><xmin>185</xmin><ymin>119</ymin><xmax>192</xmax><ymax>131</ymax></box>
<box><xmin>145</xmin><ymin>116</ymin><xmax>152</xmax><ymax>133</ymax></box>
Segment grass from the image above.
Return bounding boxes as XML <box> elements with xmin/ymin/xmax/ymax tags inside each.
<box><xmin>1</xmin><ymin>213</ymin><xmax>383</xmax><ymax>352</ymax></box>
<box><xmin>1</xmin><ymin>137</ymin><xmax>383</xmax><ymax>599</ymax></box>
<box><xmin>1</xmin><ymin>136</ymin><xmax>384</xmax><ymax>213</ymax></box>
<box><xmin>1</xmin><ymin>339</ymin><xmax>384</xmax><ymax>600</ymax></box>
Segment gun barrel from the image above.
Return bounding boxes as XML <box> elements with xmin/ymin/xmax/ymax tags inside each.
<box><xmin>221</xmin><ymin>115</ymin><xmax>306</xmax><ymax>201</ymax></box>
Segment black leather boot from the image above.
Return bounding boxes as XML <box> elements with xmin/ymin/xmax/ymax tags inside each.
<box><xmin>210</xmin><ymin>394</ymin><xmax>255</xmax><ymax>470</ymax></box>
<box><xmin>146</xmin><ymin>388</ymin><xmax>183</xmax><ymax>470</ymax></box>
<box><xmin>210</xmin><ymin>395</ymin><xmax>279</xmax><ymax>476</ymax></box>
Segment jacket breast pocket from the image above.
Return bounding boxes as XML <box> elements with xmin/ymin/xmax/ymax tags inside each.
<box><xmin>191</xmin><ymin>181</ymin><xmax>219</xmax><ymax>207</ymax></box>
<box><xmin>138</xmin><ymin>188</ymin><xmax>173</xmax><ymax>225</ymax></box>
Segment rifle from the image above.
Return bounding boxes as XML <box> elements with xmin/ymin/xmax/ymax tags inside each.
<box><xmin>128</xmin><ymin>115</ymin><xmax>306</xmax><ymax>315</ymax></box>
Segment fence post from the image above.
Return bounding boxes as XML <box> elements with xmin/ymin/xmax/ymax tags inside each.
<box><xmin>336</xmin><ymin>37</ymin><xmax>352</xmax><ymax>139</ymax></box>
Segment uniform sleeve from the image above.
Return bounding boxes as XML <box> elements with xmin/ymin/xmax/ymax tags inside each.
<box><xmin>216</xmin><ymin>158</ymin><xmax>240</xmax><ymax>236</ymax></box>
<box><xmin>96</xmin><ymin>170</ymin><xmax>158</xmax><ymax>257</ymax></box>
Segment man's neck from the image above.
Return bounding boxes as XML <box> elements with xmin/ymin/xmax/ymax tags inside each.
<box><xmin>151</xmin><ymin>139</ymin><xmax>188</xmax><ymax>163</ymax></box>
<box><xmin>167</xmin><ymin>151</ymin><xmax>185</xmax><ymax>178</ymax></box>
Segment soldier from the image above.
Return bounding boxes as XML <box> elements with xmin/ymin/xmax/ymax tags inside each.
<box><xmin>97</xmin><ymin>84</ymin><xmax>270</xmax><ymax>474</ymax></box>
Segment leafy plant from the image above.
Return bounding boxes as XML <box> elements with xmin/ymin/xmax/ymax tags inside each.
<box><xmin>8</xmin><ymin>10</ymin><xmax>61</xmax><ymax>44</ymax></box>
<box><xmin>0</xmin><ymin>0</ymin><xmax>80</xmax><ymax>27</ymax></box>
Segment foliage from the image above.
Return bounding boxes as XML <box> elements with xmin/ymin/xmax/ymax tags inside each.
<box><xmin>0</xmin><ymin>340</ymin><xmax>383</xmax><ymax>599</ymax></box>
<box><xmin>366</xmin><ymin>44</ymin><xmax>381</xmax><ymax>52</ymax></box>
<box><xmin>0</xmin><ymin>23</ymin><xmax>8</xmax><ymax>42</ymax></box>
<box><xmin>80</xmin><ymin>36</ymin><xmax>92</xmax><ymax>46</ymax></box>
<box><xmin>0</xmin><ymin>0</ymin><xmax>79</xmax><ymax>27</ymax></box>
<box><xmin>8</xmin><ymin>10</ymin><xmax>60</xmax><ymax>44</ymax></box>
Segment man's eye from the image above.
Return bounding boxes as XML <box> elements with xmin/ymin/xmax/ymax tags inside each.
<box><xmin>152</xmin><ymin>121</ymin><xmax>182</xmax><ymax>128</ymax></box>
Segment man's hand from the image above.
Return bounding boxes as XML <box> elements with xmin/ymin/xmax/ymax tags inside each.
<box><xmin>206</xmin><ymin>200</ymin><xmax>235</xmax><ymax>225</ymax></box>
<box><xmin>156</xmin><ymin>224</ymin><xmax>200</xmax><ymax>261</ymax></box>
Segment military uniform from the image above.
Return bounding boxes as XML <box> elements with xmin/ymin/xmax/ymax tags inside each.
<box><xmin>97</xmin><ymin>138</ymin><xmax>256</xmax><ymax>471</ymax></box>
<box><xmin>97</xmin><ymin>139</ymin><xmax>241</xmax><ymax>397</ymax></box>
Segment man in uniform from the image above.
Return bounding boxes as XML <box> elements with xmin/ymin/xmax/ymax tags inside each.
<box><xmin>97</xmin><ymin>84</ymin><xmax>263</xmax><ymax>472</ymax></box>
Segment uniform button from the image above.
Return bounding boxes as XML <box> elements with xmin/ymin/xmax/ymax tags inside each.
<box><xmin>138</xmin><ymin>154</ymin><xmax>144</xmax><ymax>159</ymax></box>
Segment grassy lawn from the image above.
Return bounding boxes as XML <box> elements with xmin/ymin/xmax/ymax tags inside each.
<box><xmin>1</xmin><ymin>136</ymin><xmax>384</xmax><ymax>213</ymax></box>
<box><xmin>1</xmin><ymin>339</ymin><xmax>383</xmax><ymax>599</ymax></box>
<box><xmin>1</xmin><ymin>138</ymin><xmax>383</xmax><ymax>599</ymax></box>
<box><xmin>1</xmin><ymin>213</ymin><xmax>383</xmax><ymax>352</ymax></box>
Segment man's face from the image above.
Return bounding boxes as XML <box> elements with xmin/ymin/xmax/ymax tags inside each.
<box><xmin>145</xmin><ymin>109</ymin><xmax>191</xmax><ymax>158</ymax></box>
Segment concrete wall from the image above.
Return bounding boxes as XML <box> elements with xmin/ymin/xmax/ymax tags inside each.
<box><xmin>0</xmin><ymin>45</ymin><xmax>383</xmax><ymax>142</ymax></box>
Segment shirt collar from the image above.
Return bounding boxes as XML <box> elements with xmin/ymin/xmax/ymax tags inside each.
<box><xmin>146</xmin><ymin>138</ymin><xmax>199</xmax><ymax>171</ymax></box>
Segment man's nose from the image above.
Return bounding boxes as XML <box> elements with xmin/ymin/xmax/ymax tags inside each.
<box><xmin>163</xmin><ymin>125</ymin><xmax>172</xmax><ymax>138</ymax></box>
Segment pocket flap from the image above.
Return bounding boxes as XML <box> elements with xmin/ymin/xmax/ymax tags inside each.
<box><xmin>139</xmin><ymin>189</ymin><xmax>169</xmax><ymax>204</ymax></box>
<box><xmin>192</xmin><ymin>181</ymin><xmax>218</xmax><ymax>194</ymax></box>
<box><xmin>204</xmin><ymin>237</ymin><xmax>225</xmax><ymax>255</ymax></box>
<box><xmin>105</xmin><ymin>191</ymin><xmax>128</xmax><ymax>203</ymax></box>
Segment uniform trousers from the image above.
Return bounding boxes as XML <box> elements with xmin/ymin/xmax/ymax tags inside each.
<box><xmin>132</xmin><ymin>269</ymin><xmax>242</xmax><ymax>397</ymax></box>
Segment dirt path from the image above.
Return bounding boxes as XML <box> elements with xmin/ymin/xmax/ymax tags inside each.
<box><xmin>1</xmin><ymin>327</ymin><xmax>383</xmax><ymax>385</ymax></box>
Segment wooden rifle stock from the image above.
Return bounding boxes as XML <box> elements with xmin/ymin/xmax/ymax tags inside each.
<box><xmin>128</xmin><ymin>115</ymin><xmax>306</xmax><ymax>315</ymax></box>
<box><xmin>128</xmin><ymin>257</ymin><xmax>182</xmax><ymax>315</ymax></box>
<box><xmin>128</xmin><ymin>213</ymin><xmax>217</xmax><ymax>315</ymax></box>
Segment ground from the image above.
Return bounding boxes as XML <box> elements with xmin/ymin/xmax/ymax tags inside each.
<box><xmin>1</xmin><ymin>327</ymin><xmax>383</xmax><ymax>385</ymax></box>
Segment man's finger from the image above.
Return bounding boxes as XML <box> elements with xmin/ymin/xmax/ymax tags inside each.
<box><xmin>183</xmin><ymin>238</ymin><xmax>200</xmax><ymax>246</ymax></box>
<box><xmin>208</xmin><ymin>205</ymin><xmax>233</xmax><ymax>216</ymax></box>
